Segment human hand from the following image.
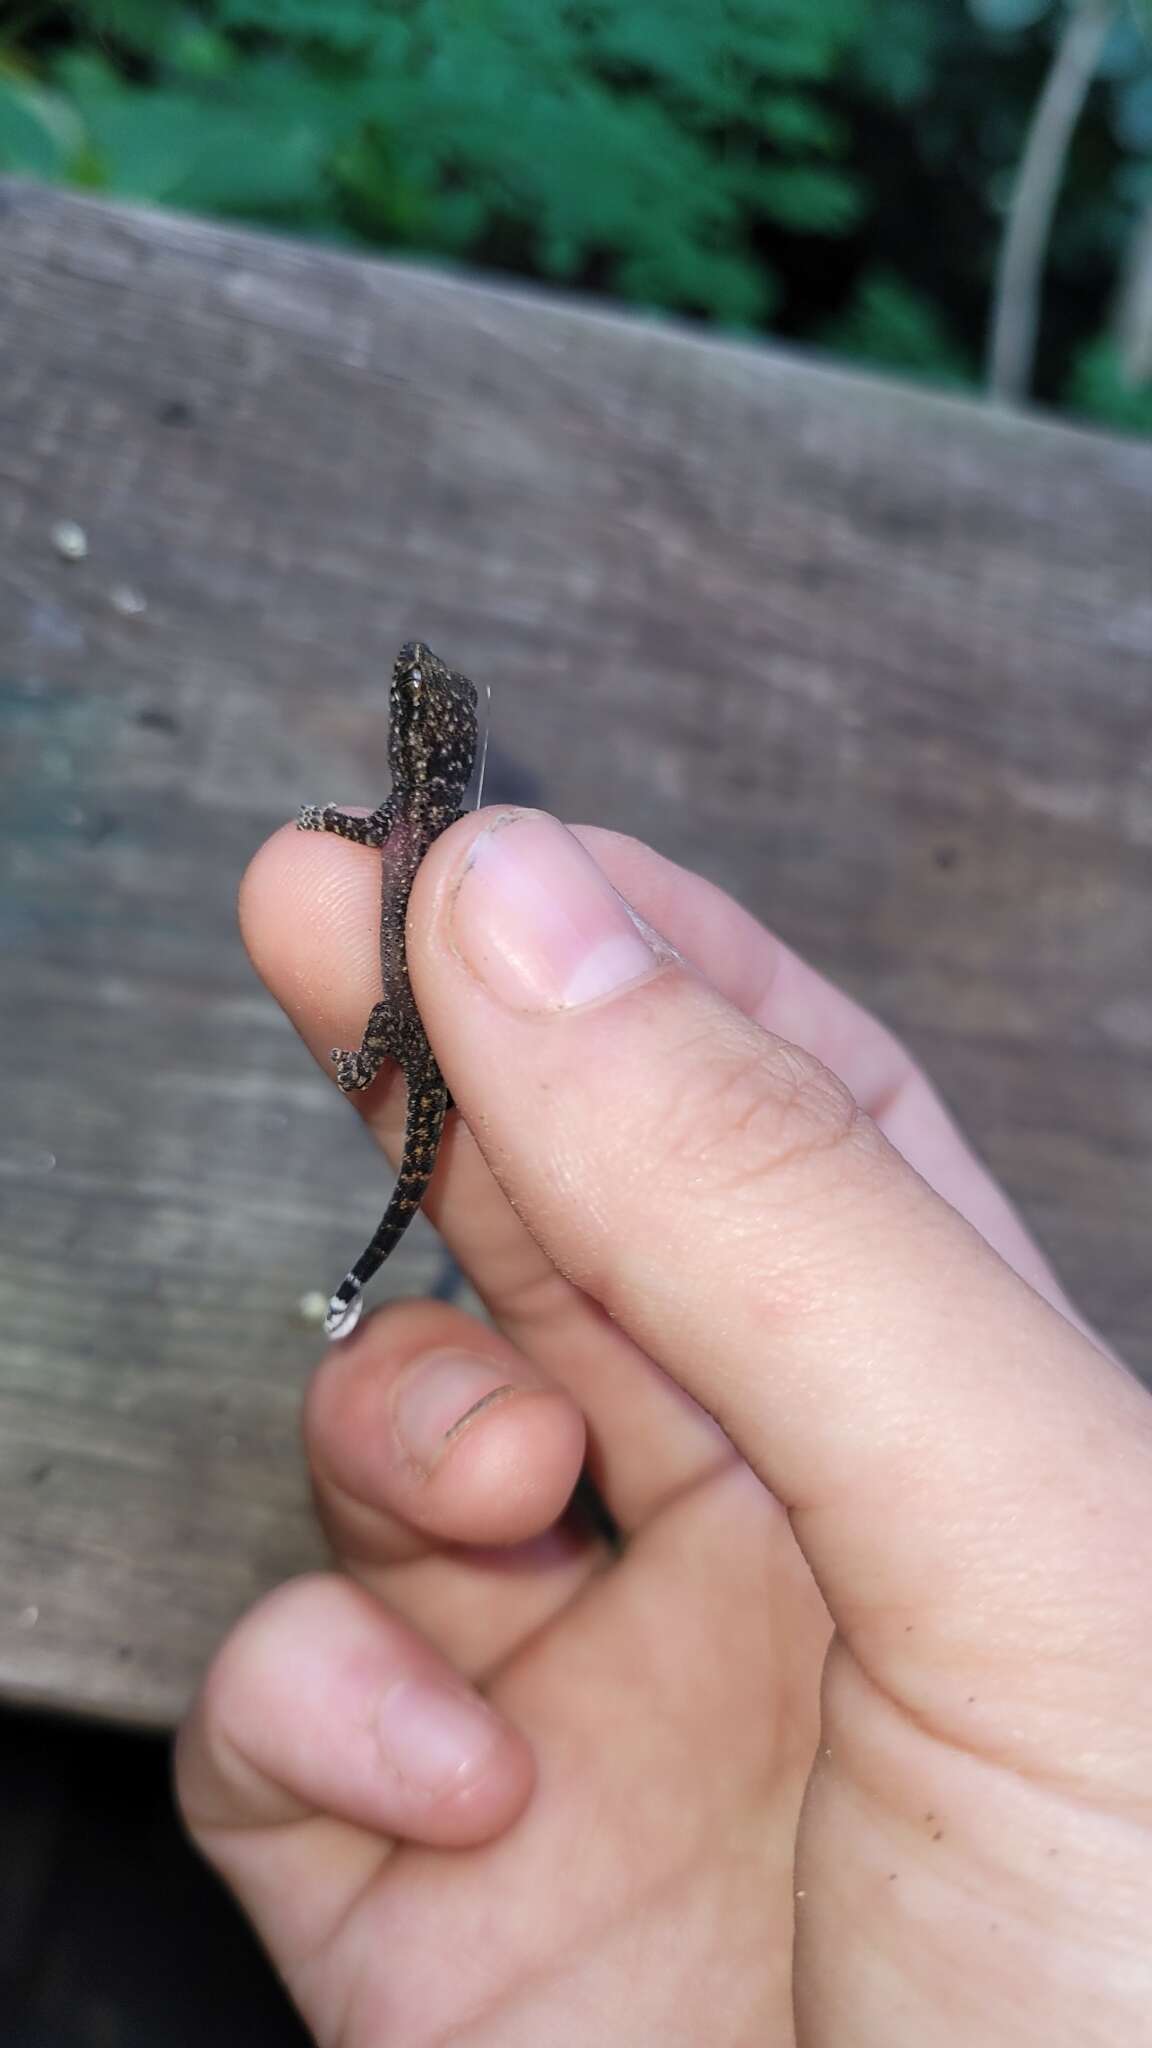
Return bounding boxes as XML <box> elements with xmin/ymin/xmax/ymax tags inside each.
<box><xmin>178</xmin><ymin>811</ymin><xmax>1152</xmax><ymax>2046</ymax></box>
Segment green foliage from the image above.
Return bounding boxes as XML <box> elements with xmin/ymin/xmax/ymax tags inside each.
<box><xmin>1064</xmin><ymin>334</ymin><xmax>1152</xmax><ymax>430</ymax></box>
<box><xmin>819</xmin><ymin>272</ymin><xmax>976</xmax><ymax>386</ymax></box>
<box><xmin>968</xmin><ymin>0</ymin><xmax>1052</xmax><ymax>30</ymax></box>
<box><xmin>0</xmin><ymin>0</ymin><xmax>1148</xmax><ymax>429</ymax></box>
<box><xmin>0</xmin><ymin>1</ymin><xmax>868</xmax><ymax>323</ymax></box>
<box><xmin>0</xmin><ymin>66</ymin><xmax>82</xmax><ymax>180</ymax></box>
<box><xmin>52</xmin><ymin>50</ymin><xmax>344</xmax><ymax>216</ymax></box>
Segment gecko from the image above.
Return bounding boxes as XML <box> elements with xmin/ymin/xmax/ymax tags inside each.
<box><xmin>297</xmin><ymin>641</ymin><xmax>480</xmax><ymax>1339</ymax></box>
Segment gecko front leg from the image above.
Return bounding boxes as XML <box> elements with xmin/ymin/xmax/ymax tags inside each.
<box><xmin>296</xmin><ymin>800</ymin><xmax>395</xmax><ymax>846</ymax></box>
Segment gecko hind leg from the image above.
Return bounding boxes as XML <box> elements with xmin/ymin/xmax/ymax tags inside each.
<box><xmin>330</xmin><ymin>998</ymin><xmax>395</xmax><ymax>1093</ymax></box>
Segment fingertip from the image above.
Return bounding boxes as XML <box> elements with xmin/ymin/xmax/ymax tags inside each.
<box><xmin>306</xmin><ymin>1303</ymin><xmax>587</xmax><ymax>1558</ymax></box>
<box><xmin>179</xmin><ymin>1573</ymin><xmax>535</xmax><ymax>1852</ymax></box>
<box><xmin>237</xmin><ymin>821</ymin><xmax>302</xmax><ymax>963</ymax></box>
<box><xmin>239</xmin><ymin>819</ymin><xmax>382</xmax><ymax>1043</ymax></box>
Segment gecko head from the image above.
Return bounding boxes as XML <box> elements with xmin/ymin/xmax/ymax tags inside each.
<box><xmin>390</xmin><ymin>641</ymin><xmax>479</xmax><ymax>797</ymax></box>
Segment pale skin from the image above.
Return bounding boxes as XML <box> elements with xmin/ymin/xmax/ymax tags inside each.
<box><xmin>177</xmin><ymin>808</ymin><xmax>1152</xmax><ymax>2047</ymax></box>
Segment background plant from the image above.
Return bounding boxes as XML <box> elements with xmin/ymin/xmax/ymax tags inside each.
<box><xmin>0</xmin><ymin>0</ymin><xmax>1149</xmax><ymax>432</ymax></box>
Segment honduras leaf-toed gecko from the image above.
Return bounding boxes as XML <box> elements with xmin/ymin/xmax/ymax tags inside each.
<box><xmin>297</xmin><ymin>641</ymin><xmax>481</xmax><ymax>1339</ymax></box>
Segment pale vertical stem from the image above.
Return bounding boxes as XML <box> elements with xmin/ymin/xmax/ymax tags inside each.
<box><xmin>986</xmin><ymin>0</ymin><xmax>1115</xmax><ymax>406</ymax></box>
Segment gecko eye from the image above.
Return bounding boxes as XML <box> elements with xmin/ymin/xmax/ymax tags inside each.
<box><xmin>410</xmin><ymin>668</ymin><xmax>423</xmax><ymax>687</ymax></box>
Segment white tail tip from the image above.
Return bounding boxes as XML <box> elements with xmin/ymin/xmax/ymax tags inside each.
<box><xmin>325</xmin><ymin>1283</ymin><xmax>364</xmax><ymax>1341</ymax></box>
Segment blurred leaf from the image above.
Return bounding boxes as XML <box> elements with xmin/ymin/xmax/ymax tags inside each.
<box><xmin>616</xmin><ymin>245</ymin><xmax>775</xmax><ymax>324</ymax></box>
<box><xmin>1111</xmin><ymin>69</ymin><xmax>1152</xmax><ymax>147</ymax></box>
<box><xmin>57</xmin><ymin>58</ymin><xmax>333</xmax><ymax>211</ymax></box>
<box><xmin>1117</xmin><ymin>153</ymin><xmax>1152</xmax><ymax>201</ymax></box>
<box><xmin>746</xmin><ymin>162</ymin><xmax>862</xmax><ymax>231</ymax></box>
<box><xmin>820</xmin><ymin>270</ymin><xmax>975</xmax><ymax>383</ymax></box>
<box><xmin>1065</xmin><ymin>332</ymin><xmax>1152</xmax><ymax>425</ymax></box>
<box><xmin>78</xmin><ymin>0</ymin><xmax>195</xmax><ymax>61</ymax></box>
<box><xmin>967</xmin><ymin>0</ymin><xmax>1055</xmax><ymax>30</ymax></box>
<box><xmin>215</xmin><ymin>0</ymin><xmax>390</xmax><ymax>51</ymax></box>
<box><xmin>164</xmin><ymin>28</ymin><xmax>239</xmax><ymax>80</ymax></box>
<box><xmin>0</xmin><ymin>74</ymin><xmax>80</xmax><ymax>176</ymax></box>
<box><xmin>848</xmin><ymin>0</ymin><xmax>944</xmax><ymax>103</ymax></box>
<box><xmin>753</xmin><ymin>94</ymin><xmax>845</xmax><ymax>152</ymax></box>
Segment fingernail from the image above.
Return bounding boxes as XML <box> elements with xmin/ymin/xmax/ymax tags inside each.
<box><xmin>453</xmin><ymin>812</ymin><xmax>660</xmax><ymax>1011</ymax></box>
<box><xmin>377</xmin><ymin>1677</ymin><xmax>501</xmax><ymax>1794</ymax></box>
<box><xmin>394</xmin><ymin>1351</ymin><xmax>515</xmax><ymax>1470</ymax></box>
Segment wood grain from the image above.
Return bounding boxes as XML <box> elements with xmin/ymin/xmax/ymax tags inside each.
<box><xmin>1</xmin><ymin>181</ymin><xmax>1149</xmax><ymax>1726</ymax></box>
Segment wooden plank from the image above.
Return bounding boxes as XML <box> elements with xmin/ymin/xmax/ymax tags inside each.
<box><xmin>0</xmin><ymin>181</ymin><xmax>1149</xmax><ymax>1727</ymax></box>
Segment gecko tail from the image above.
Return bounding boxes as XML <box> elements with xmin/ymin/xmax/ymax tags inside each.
<box><xmin>324</xmin><ymin>1070</ymin><xmax>449</xmax><ymax>1341</ymax></box>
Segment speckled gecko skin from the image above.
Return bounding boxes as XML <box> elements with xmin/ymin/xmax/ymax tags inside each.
<box><xmin>297</xmin><ymin>641</ymin><xmax>479</xmax><ymax>1338</ymax></box>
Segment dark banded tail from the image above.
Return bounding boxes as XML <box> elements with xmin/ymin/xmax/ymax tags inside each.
<box><xmin>325</xmin><ymin>1065</ymin><xmax>449</xmax><ymax>1339</ymax></box>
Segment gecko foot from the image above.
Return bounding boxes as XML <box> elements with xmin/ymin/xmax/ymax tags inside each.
<box><xmin>330</xmin><ymin>1046</ymin><xmax>379</xmax><ymax>1093</ymax></box>
<box><xmin>297</xmin><ymin>802</ymin><xmax>335</xmax><ymax>832</ymax></box>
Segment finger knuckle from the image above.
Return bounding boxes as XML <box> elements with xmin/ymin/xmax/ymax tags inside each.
<box><xmin>659</xmin><ymin>1021</ymin><xmax>868</xmax><ymax>1208</ymax></box>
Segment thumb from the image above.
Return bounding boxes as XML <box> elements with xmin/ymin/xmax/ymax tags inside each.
<box><xmin>411</xmin><ymin>810</ymin><xmax>1152</xmax><ymax>1779</ymax></box>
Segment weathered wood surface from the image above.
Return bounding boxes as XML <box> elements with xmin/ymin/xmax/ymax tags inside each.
<box><xmin>0</xmin><ymin>182</ymin><xmax>1149</xmax><ymax>1728</ymax></box>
